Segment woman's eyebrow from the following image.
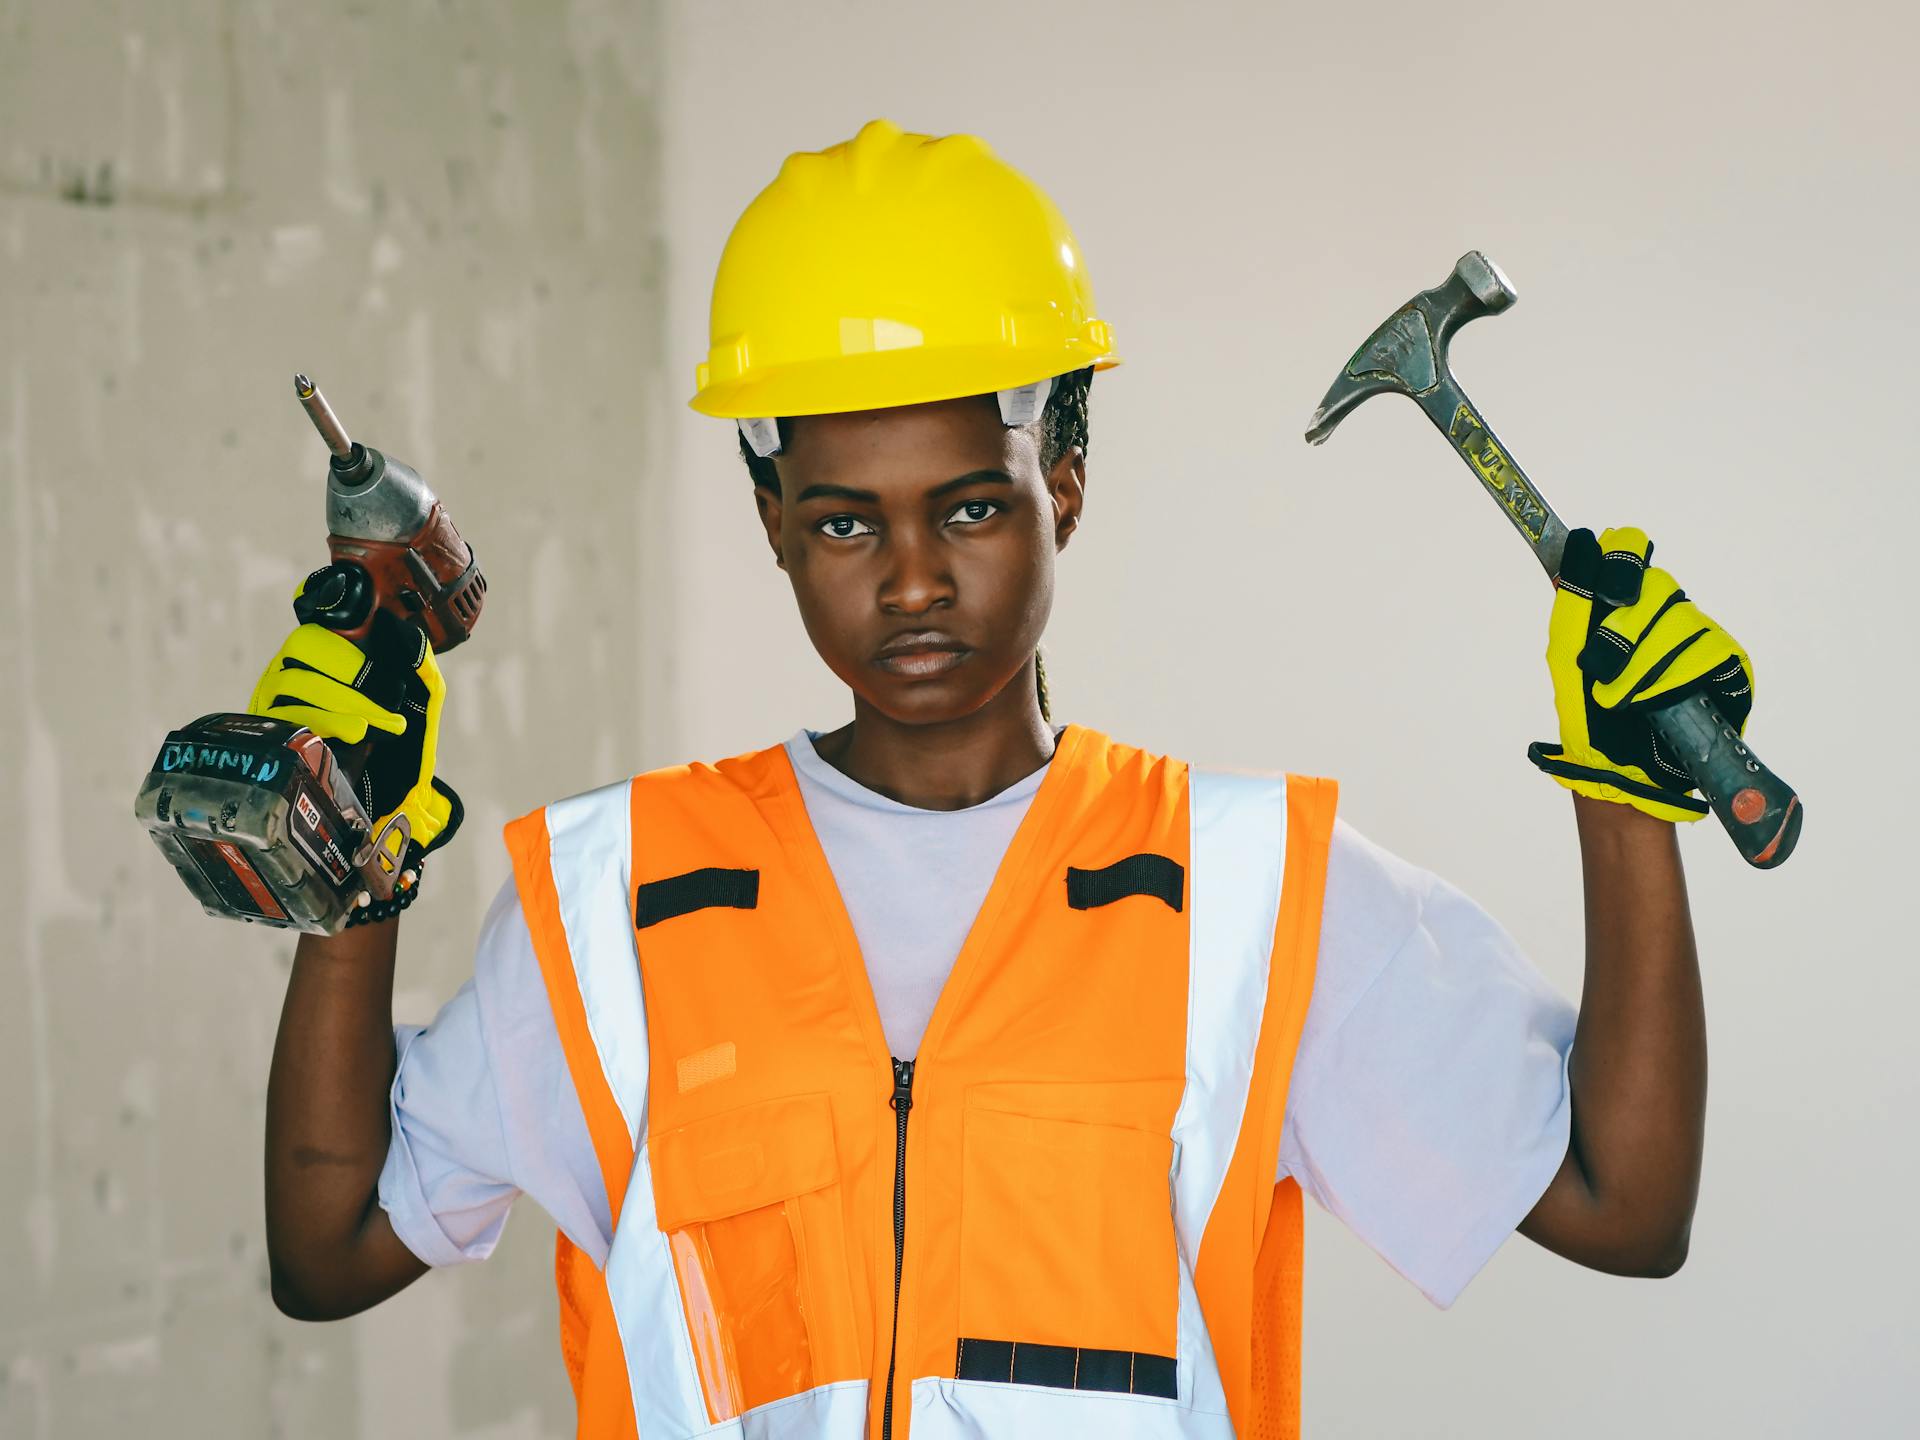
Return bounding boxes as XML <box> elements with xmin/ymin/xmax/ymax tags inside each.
<box><xmin>927</xmin><ymin>469</ymin><xmax>1013</xmax><ymax>499</ymax></box>
<box><xmin>794</xmin><ymin>469</ymin><xmax>1013</xmax><ymax>505</ymax></box>
<box><xmin>794</xmin><ymin>481</ymin><xmax>881</xmax><ymax>503</ymax></box>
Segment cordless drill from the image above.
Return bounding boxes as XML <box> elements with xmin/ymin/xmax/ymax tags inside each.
<box><xmin>133</xmin><ymin>376</ymin><xmax>485</xmax><ymax>934</ymax></box>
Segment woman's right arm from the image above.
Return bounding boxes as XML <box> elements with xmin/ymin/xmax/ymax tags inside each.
<box><xmin>252</xmin><ymin>614</ymin><xmax>464</xmax><ymax>1317</ymax></box>
<box><xmin>264</xmin><ymin>917</ymin><xmax>429</xmax><ymax>1319</ymax></box>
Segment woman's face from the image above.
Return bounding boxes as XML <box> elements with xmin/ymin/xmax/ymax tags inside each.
<box><xmin>753</xmin><ymin>395</ymin><xmax>1085</xmax><ymax>727</ymax></box>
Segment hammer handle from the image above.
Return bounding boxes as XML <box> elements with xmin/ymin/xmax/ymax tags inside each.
<box><xmin>1645</xmin><ymin>695</ymin><xmax>1802</xmax><ymax>867</ymax></box>
<box><xmin>1416</xmin><ymin>380</ymin><xmax>1574</xmax><ymax>574</ymax></box>
<box><xmin>1420</xmin><ymin>384</ymin><xmax>1803</xmax><ymax>868</ymax></box>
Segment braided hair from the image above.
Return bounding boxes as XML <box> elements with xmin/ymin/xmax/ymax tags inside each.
<box><xmin>738</xmin><ymin>366</ymin><xmax>1094</xmax><ymax>724</ymax></box>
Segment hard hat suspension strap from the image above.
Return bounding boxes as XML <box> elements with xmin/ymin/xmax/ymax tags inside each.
<box><xmin>735</xmin><ymin>378</ymin><xmax>1057</xmax><ymax>460</ymax></box>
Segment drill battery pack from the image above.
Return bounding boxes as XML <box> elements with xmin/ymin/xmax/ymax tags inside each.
<box><xmin>133</xmin><ymin>712</ymin><xmax>388</xmax><ymax>935</ymax></box>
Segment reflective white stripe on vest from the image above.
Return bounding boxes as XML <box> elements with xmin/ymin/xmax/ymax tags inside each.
<box><xmin>547</xmin><ymin>783</ymin><xmax>705</xmax><ymax>1432</ymax></box>
<box><xmin>601</xmin><ymin>1145</ymin><xmax>717</xmax><ymax>1435</ymax></box>
<box><xmin>545</xmin><ymin>779</ymin><xmax>651</xmax><ymax>1143</ymax></box>
<box><xmin>1171</xmin><ymin>770</ymin><xmax>1288</xmax><ymax>1265</ymax></box>
<box><xmin>1166</xmin><ymin>770</ymin><xmax>1288</xmax><ymax>1423</ymax></box>
<box><xmin>1174</xmin><ymin>1230</ymin><xmax>1227</xmax><ymax>1418</ymax></box>
<box><xmin>707</xmin><ymin>1380</ymin><xmax>867</xmax><ymax>1439</ymax></box>
<box><xmin>910</xmin><ymin>1377</ymin><xmax>1237</xmax><ymax>1438</ymax></box>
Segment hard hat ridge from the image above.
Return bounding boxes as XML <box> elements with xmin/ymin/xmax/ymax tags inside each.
<box><xmin>843</xmin><ymin>117</ymin><xmax>932</xmax><ymax>192</ymax></box>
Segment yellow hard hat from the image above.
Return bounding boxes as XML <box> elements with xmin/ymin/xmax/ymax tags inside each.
<box><xmin>691</xmin><ymin>118</ymin><xmax>1118</xmax><ymax>439</ymax></box>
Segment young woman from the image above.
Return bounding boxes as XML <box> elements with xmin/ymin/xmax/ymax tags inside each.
<box><xmin>258</xmin><ymin>120</ymin><xmax>1754</xmax><ymax>1439</ymax></box>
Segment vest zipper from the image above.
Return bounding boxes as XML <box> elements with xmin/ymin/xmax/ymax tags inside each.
<box><xmin>881</xmin><ymin>1056</ymin><xmax>915</xmax><ymax>1440</ymax></box>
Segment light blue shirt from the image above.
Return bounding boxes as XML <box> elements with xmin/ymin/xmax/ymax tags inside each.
<box><xmin>378</xmin><ymin>729</ymin><xmax>1575</xmax><ymax>1308</ymax></box>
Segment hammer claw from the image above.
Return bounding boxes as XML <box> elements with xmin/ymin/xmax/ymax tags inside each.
<box><xmin>1302</xmin><ymin>252</ymin><xmax>1510</xmax><ymax>445</ymax></box>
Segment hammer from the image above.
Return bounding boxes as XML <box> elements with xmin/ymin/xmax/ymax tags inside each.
<box><xmin>1305</xmin><ymin>252</ymin><xmax>1801</xmax><ymax>868</ymax></box>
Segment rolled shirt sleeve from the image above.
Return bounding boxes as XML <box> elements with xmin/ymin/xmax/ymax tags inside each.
<box><xmin>376</xmin><ymin>873</ymin><xmax>613</xmax><ymax>1268</ymax></box>
<box><xmin>376</xmin><ymin>994</ymin><xmax>515</xmax><ymax>1266</ymax></box>
<box><xmin>1279</xmin><ymin>818</ymin><xmax>1576</xmax><ymax>1308</ymax></box>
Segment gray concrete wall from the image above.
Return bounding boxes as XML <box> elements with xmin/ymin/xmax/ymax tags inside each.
<box><xmin>1</xmin><ymin>1</ymin><xmax>664</xmax><ymax>1435</ymax></box>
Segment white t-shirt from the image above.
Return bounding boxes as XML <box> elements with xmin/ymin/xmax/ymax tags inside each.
<box><xmin>378</xmin><ymin>728</ymin><xmax>1575</xmax><ymax>1309</ymax></box>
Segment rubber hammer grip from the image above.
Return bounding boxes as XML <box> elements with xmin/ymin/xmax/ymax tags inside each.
<box><xmin>1646</xmin><ymin>694</ymin><xmax>1801</xmax><ymax>867</ymax></box>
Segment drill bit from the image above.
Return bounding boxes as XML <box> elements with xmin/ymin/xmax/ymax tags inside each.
<box><xmin>293</xmin><ymin>373</ymin><xmax>355</xmax><ymax>459</ymax></box>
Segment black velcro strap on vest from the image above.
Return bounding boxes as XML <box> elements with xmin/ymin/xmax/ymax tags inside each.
<box><xmin>1065</xmin><ymin>853</ymin><xmax>1185</xmax><ymax>913</ymax></box>
<box><xmin>955</xmin><ymin>1337</ymin><xmax>1177</xmax><ymax>1399</ymax></box>
<box><xmin>634</xmin><ymin>867</ymin><xmax>759</xmax><ymax>929</ymax></box>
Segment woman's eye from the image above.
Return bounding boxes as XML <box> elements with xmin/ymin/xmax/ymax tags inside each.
<box><xmin>816</xmin><ymin>514</ymin><xmax>876</xmax><ymax>539</ymax></box>
<box><xmin>949</xmin><ymin>499</ymin><xmax>1001</xmax><ymax>525</ymax></box>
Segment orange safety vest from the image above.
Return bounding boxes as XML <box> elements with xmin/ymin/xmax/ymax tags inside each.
<box><xmin>503</xmin><ymin>724</ymin><xmax>1337</xmax><ymax>1439</ymax></box>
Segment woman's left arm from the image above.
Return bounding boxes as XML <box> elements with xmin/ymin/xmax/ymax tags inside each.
<box><xmin>1514</xmin><ymin>522</ymin><xmax>1761</xmax><ymax>1277</ymax></box>
<box><xmin>1518</xmin><ymin>794</ymin><xmax>1703</xmax><ymax>1275</ymax></box>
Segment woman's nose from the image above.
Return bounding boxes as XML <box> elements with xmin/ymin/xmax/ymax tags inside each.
<box><xmin>878</xmin><ymin>532</ymin><xmax>955</xmax><ymax>615</ymax></box>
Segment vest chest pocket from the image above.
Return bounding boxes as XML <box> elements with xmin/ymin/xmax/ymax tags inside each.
<box><xmin>958</xmin><ymin>1083</ymin><xmax>1182</xmax><ymax>1370</ymax></box>
<box><xmin>651</xmin><ymin>1092</ymin><xmax>857</xmax><ymax>1422</ymax></box>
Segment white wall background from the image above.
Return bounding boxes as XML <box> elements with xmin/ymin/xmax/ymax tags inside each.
<box><xmin>653</xmin><ymin>3</ymin><xmax>1916</xmax><ymax>1435</ymax></box>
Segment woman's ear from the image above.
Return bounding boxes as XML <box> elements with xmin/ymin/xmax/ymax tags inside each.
<box><xmin>1049</xmin><ymin>444</ymin><xmax>1086</xmax><ymax>551</ymax></box>
<box><xmin>753</xmin><ymin>483</ymin><xmax>787</xmax><ymax>571</ymax></box>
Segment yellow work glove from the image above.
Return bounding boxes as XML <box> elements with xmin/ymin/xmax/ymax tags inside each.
<box><xmin>248</xmin><ymin>596</ymin><xmax>459</xmax><ymax>866</ymax></box>
<box><xmin>1528</xmin><ymin>526</ymin><xmax>1755</xmax><ymax>823</ymax></box>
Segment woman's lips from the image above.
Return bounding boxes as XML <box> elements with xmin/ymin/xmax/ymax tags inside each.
<box><xmin>875</xmin><ymin>646</ymin><xmax>970</xmax><ymax>678</ymax></box>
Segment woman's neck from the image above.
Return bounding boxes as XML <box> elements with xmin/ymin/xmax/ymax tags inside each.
<box><xmin>813</xmin><ymin>668</ymin><xmax>1056</xmax><ymax>811</ymax></box>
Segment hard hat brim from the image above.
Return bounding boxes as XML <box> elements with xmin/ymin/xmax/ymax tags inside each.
<box><xmin>689</xmin><ymin>345</ymin><xmax>1120</xmax><ymax>420</ymax></box>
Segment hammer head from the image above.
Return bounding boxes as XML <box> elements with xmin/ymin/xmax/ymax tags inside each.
<box><xmin>1304</xmin><ymin>251</ymin><xmax>1516</xmax><ymax>445</ymax></box>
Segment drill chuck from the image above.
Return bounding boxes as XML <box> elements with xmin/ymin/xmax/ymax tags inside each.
<box><xmin>295</xmin><ymin>371</ymin><xmax>486</xmax><ymax>654</ymax></box>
